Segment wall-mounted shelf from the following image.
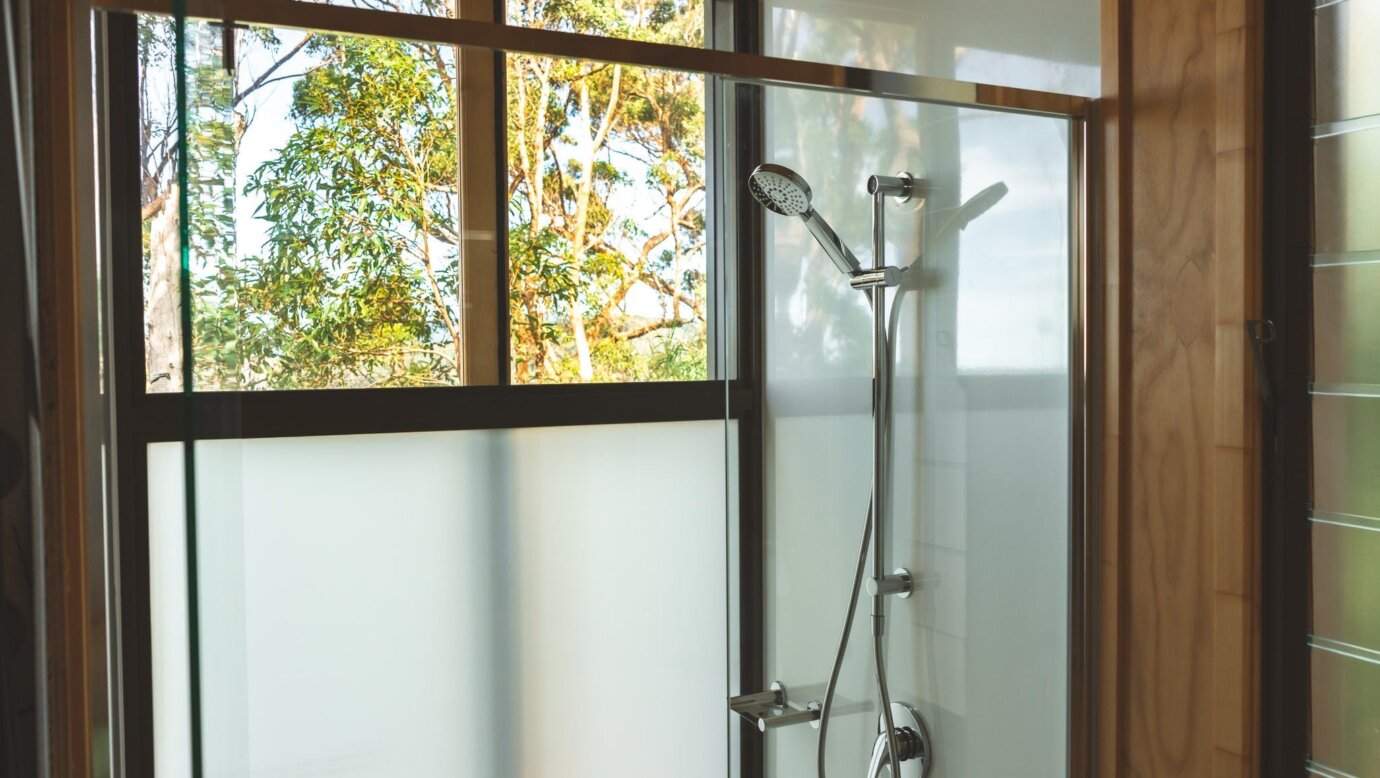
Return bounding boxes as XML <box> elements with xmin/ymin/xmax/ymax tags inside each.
<box><xmin>729</xmin><ymin>681</ymin><xmax>820</xmax><ymax>732</ymax></box>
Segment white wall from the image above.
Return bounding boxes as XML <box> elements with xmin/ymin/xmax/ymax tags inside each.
<box><xmin>761</xmin><ymin>87</ymin><xmax>1071</xmax><ymax>777</ymax></box>
<box><xmin>150</xmin><ymin>421</ymin><xmax>728</xmax><ymax>777</ymax></box>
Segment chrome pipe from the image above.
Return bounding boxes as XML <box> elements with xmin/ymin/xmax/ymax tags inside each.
<box><xmin>868</xmin><ymin>188</ymin><xmax>903</xmax><ymax>778</ymax></box>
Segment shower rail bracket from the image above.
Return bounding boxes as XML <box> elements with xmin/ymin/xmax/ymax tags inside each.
<box><xmin>848</xmin><ymin>265</ymin><xmax>904</xmax><ymax>289</ymax></box>
<box><xmin>729</xmin><ymin>681</ymin><xmax>822</xmax><ymax>732</ymax></box>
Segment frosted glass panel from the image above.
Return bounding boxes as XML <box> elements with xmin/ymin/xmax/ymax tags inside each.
<box><xmin>149</xmin><ymin>422</ymin><xmax>728</xmax><ymax>777</ymax></box>
<box><xmin>1315</xmin><ymin>128</ymin><xmax>1380</xmax><ymax>255</ymax></box>
<box><xmin>1316</xmin><ymin>0</ymin><xmax>1380</xmax><ymax>125</ymax></box>
<box><xmin>1311</xmin><ymin>646</ymin><xmax>1380</xmax><ymax>777</ymax></box>
<box><xmin>757</xmin><ymin>82</ymin><xmax>1071</xmax><ymax>778</ymax></box>
<box><xmin>1312</xmin><ymin>520</ymin><xmax>1380</xmax><ymax>651</ymax></box>
<box><xmin>1313</xmin><ymin>395</ymin><xmax>1380</xmax><ymax>521</ymax></box>
<box><xmin>1314</xmin><ymin>263</ymin><xmax>1380</xmax><ymax>385</ymax></box>
<box><xmin>763</xmin><ymin>0</ymin><xmax>1099</xmax><ymax>97</ymax></box>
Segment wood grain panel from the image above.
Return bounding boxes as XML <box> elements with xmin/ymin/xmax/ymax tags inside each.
<box><xmin>1098</xmin><ymin>0</ymin><xmax>1262</xmax><ymax>769</ymax></box>
<box><xmin>33</xmin><ymin>0</ymin><xmax>96</xmax><ymax>774</ymax></box>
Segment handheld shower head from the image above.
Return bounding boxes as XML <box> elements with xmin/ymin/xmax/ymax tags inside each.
<box><xmin>748</xmin><ymin>163</ymin><xmax>862</xmax><ymax>276</ymax></box>
<box><xmin>748</xmin><ymin>163</ymin><xmax>812</xmax><ymax>216</ymax></box>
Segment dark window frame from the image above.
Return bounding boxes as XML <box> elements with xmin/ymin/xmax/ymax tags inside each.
<box><xmin>100</xmin><ymin>5</ymin><xmax>764</xmax><ymax>774</ymax></box>
<box><xmin>1260</xmin><ymin>0</ymin><xmax>1313</xmax><ymax>773</ymax></box>
<box><xmin>92</xmin><ymin>4</ymin><xmax>1095</xmax><ymax>776</ymax></box>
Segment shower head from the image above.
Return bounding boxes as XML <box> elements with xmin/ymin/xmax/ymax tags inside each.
<box><xmin>748</xmin><ymin>163</ymin><xmax>812</xmax><ymax>216</ymax></box>
<box><xmin>748</xmin><ymin>163</ymin><xmax>862</xmax><ymax>276</ymax></box>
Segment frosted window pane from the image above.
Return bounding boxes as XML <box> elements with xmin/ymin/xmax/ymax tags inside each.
<box><xmin>1314</xmin><ymin>262</ymin><xmax>1380</xmax><ymax>386</ymax></box>
<box><xmin>1315</xmin><ymin>127</ymin><xmax>1380</xmax><ymax>255</ymax></box>
<box><xmin>1316</xmin><ymin>0</ymin><xmax>1380</xmax><ymax>125</ymax></box>
<box><xmin>1311</xmin><ymin>521</ymin><xmax>1380</xmax><ymax>651</ymax></box>
<box><xmin>149</xmin><ymin>421</ymin><xmax>727</xmax><ymax>777</ymax></box>
<box><xmin>1313</xmin><ymin>395</ymin><xmax>1380</xmax><ymax>522</ymax></box>
<box><xmin>763</xmin><ymin>0</ymin><xmax>1099</xmax><ymax>97</ymax></box>
<box><xmin>1311</xmin><ymin>645</ymin><xmax>1380</xmax><ymax>777</ymax></box>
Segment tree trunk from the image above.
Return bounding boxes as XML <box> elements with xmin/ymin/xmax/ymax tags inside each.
<box><xmin>145</xmin><ymin>184</ymin><xmax>182</xmax><ymax>391</ymax></box>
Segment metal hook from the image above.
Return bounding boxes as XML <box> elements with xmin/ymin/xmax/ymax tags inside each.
<box><xmin>1246</xmin><ymin>319</ymin><xmax>1277</xmax><ymax>408</ymax></box>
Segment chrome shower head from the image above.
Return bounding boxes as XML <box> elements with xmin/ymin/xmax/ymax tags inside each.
<box><xmin>747</xmin><ymin>163</ymin><xmax>862</xmax><ymax>276</ymax></box>
<box><xmin>748</xmin><ymin>163</ymin><xmax>812</xmax><ymax>216</ymax></box>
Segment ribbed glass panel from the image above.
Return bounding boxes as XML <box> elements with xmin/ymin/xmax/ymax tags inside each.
<box><xmin>1313</xmin><ymin>395</ymin><xmax>1380</xmax><ymax>521</ymax></box>
<box><xmin>1314</xmin><ymin>262</ymin><xmax>1380</xmax><ymax>385</ymax></box>
<box><xmin>1311</xmin><ymin>644</ymin><xmax>1380</xmax><ymax>777</ymax></box>
<box><xmin>1316</xmin><ymin>127</ymin><xmax>1380</xmax><ymax>254</ymax></box>
<box><xmin>1316</xmin><ymin>0</ymin><xmax>1380</xmax><ymax>124</ymax></box>
<box><xmin>1311</xmin><ymin>519</ymin><xmax>1380</xmax><ymax>649</ymax></box>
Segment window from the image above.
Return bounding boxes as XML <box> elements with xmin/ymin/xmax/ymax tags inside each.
<box><xmin>138</xmin><ymin>11</ymin><xmax>709</xmax><ymax>391</ymax></box>
<box><xmin>95</xmin><ymin>2</ymin><xmax>1090</xmax><ymax>776</ymax></box>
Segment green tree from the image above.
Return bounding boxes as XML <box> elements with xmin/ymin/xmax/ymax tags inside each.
<box><xmin>140</xmin><ymin>0</ymin><xmax>707</xmax><ymax>390</ymax></box>
<box><xmin>506</xmin><ymin>0</ymin><xmax>707</xmax><ymax>382</ymax></box>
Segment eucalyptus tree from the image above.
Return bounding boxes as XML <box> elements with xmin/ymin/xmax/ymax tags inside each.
<box><xmin>139</xmin><ymin>0</ymin><xmax>706</xmax><ymax>390</ymax></box>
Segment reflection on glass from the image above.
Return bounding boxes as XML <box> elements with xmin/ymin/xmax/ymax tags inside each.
<box><xmin>505</xmin><ymin>54</ymin><xmax>707</xmax><ymax>383</ymax></box>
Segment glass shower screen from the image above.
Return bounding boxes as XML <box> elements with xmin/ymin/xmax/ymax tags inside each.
<box><xmin>139</xmin><ymin>6</ymin><xmax>1081</xmax><ymax>775</ymax></box>
<box><xmin>740</xmin><ymin>80</ymin><xmax>1077</xmax><ymax>777</ymax></box>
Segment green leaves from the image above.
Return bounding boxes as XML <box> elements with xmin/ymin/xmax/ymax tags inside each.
<box><xmin>142</xmin><ymin>4</ymin><xmax>707</xmax><ymax>390</ymax></box>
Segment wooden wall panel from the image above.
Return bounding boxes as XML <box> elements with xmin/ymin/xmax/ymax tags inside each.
<box><xmin>1098</xmin><ymin>0</ymin><xmax>1262</xmax><ymax>771</ymax></box>
<box><xmin>33</xmin><ymin>0</ymin><xmax>95</xmax><ymax>774</ymax></box>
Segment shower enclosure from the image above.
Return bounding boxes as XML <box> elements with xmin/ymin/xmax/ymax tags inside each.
<box><xmin>86</xmin><ymin>1</ymin><xmax>1093</xmax><ymax>775</ymax></box>
<box><xmin>742</xmin><ymin>80</ymin><xmax>1085</xmax><ymax>778</ymax></box>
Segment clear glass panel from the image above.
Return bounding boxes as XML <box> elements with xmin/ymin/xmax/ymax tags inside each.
<box><xmin>142</xmin><ymin>19</ymin><xmax>714</xmax><ymax>390</ymax></box>
<box><xmin>150</xmin><ymin>422</ymin><xmax>730</xmax><ymax>776</ymax></box>
<box><xmin>506</xmin><ymin>0</ymin><xmax>705</xmax><ymax>46</ymax></box>
<box><xmin>1316</xmin><ymin>0</ymin><xmax>1380</xmax><ymax>125</ymax></box>
<box><xmin>762</xmin><ymin>0</ymin><xmax>1099</xmax><ymax>97</ymax></box>
<box><xmin>1311</xmin><ymin>645</ymin><xmax>1380</xmax><ymax>777</ymax></box>
<box><xmin>751</xmin><ymin>82</ymin><xmax>1071</xmax><ymax>777</ymax></box>
<box><xmin>1313</xmin><ymin>395</ymin><xmax>1380</xmax><ymax>521</ymax></box>
<box><xmin>302</xmin><ymin>0</ymin><xmax>453</xmax><ymax>15</ymax></box>
<box><xmin>1314</xmin><ymin>263</ymin><xmax>1380</xmax><ymax>385</ymax></box>
<box><xmin>1315</xmin><ymin>127</ymin><xmax>1380</xmax><ymax>255</ymax></box>
<box><xmin>1312</xmin><ymin>521</ymin><xmax>1380</xmax><ymax>651</ymax></box>
<box><xmin>505</xmin><ymin>54</ymin><xmax>709</xmax><ymax>382</ymax></box>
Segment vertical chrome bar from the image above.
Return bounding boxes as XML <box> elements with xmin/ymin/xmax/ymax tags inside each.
<box><xmin>868</xmin><ymin>187</ymin><xmax>903</xmax><ymax>778</ymax></box>
<box><xmin>870</xmin><ymin>190</ymin><xmax>888</xmax><ymax>629</ymax></box>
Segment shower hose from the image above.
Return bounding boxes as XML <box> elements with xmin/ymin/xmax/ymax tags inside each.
<box><xmin>816</xmin><ymin>295</ymin><xmax>910</xmax><ymax>778</ymax></box>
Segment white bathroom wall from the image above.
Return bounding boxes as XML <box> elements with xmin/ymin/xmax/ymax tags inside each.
<box><xmin>149</xmin><ymin>421</ymin><xmax>728</xmax><ymax>777</ymax></box>
<box><xmin>763</xmin><ymin>0</ymin><xmax>1100</xmax><ymax>97</ymax></box>
<box><xmin>760</xmin><ymin>85</ymin><xmax>1071</xmax><ymax>777</ymax></box>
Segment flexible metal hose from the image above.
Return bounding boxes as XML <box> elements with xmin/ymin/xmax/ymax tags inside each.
<box><xmin>817</xmin><ymin>298</ymin><xmax>907</xmax><ymax>778</ymax></box>
<box><xmin>815</xmin><ymin>495</ymin><xmax>871</xmax><ymax>778</ymax></box>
